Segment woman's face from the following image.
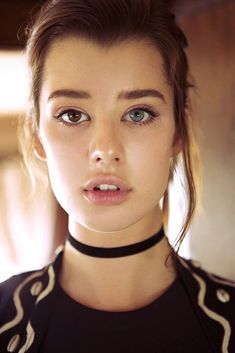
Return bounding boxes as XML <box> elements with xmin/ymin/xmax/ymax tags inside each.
<box><xmin>37</xmin><ymin>37</ymin><xmax>178</xmax><ymax>234</ymax></box>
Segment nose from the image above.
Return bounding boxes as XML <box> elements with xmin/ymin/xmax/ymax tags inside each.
<box><xmin>88</xmin><ymin>121</ymin><xmax>124</xmax><ymax>167</ymax></box>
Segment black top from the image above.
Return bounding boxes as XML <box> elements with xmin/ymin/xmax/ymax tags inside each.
<box><xmin>1</xmin><ymin>251</ymin><xmax>235</xmax><ymax>352</ymax></box>
<box><xmin>40</xmin><ymin>276</ymin><xmax>212</xmax><ymax>353</ymax></box>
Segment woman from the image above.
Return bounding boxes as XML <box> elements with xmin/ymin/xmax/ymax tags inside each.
<box><xmin>0</xmin><ymin>0</ymin><xmax>234</xmax><ymax>352</ymax></box>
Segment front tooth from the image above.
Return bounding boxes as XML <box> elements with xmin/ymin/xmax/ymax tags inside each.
<box><xmin>108</xmin><ymin>185</ymin><xmax>118</xmax><ymax>190</ymax></box>
<box><xmin>98</xmin><ymin>184</ymin><xmax>118</xmax><ymax>190</ymax></box>
<box><xmin>99</xmin><ymin>184</ymin><xmax>109</xmax><ymax>191</ymax></box>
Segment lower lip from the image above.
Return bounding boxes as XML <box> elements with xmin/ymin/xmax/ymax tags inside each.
<box><xmin>84</xmin><ymin>189</ymin><xmax>131</xmax><ymax>205</ymax></box>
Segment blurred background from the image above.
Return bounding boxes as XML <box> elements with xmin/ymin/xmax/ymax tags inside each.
<box><xmin>0</xmin><ymin>0</ymin><xmax>234</xmax><ymax>282</ymax></box>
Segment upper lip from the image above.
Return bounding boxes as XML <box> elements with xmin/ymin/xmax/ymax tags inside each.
<box><xmin>84</xmin><ymin>175</ymin><xmax>132</xmax><ymax>192</ymax></box>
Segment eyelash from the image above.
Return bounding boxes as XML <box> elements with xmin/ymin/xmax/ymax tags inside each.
<box><xmin>54</xmin><ymin>105</ymin><xmax>160</xmax><ymax>127</ymax></box>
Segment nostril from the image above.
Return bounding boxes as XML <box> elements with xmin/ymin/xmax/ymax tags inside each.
<box><xmin>95</xmin><ymin>157</ymin><xmax>120</xmax><ymax>163</ymax></box>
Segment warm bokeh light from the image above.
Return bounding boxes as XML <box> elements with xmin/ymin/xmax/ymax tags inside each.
<box><xmin>0</xmin><ymin>50</ymin><xmax>28</xmax><ymax>114</ymax></box>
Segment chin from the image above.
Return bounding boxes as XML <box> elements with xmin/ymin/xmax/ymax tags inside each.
<box><xmin>74</xmin><ymin>212</ymin><xmax>140</xmax><ymax>234</ymax></box>
<box><xmin>82</xmin><ymin>220</ymin><xmax>132</xmax><ymax>234</ymax></box>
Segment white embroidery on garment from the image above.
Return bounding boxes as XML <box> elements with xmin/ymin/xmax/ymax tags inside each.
<box><xmin>18</xmin><ymin>322</ymin><xmax>35</xmax><ymax>353</ymax></box>
<box><xmin>0</xmin><ymin>271</ymin><xmax>43</xmax><ymax>335</ymax></box>
<box><xmin>207</xmin><ymin>274</ymin><xmax>235</xmax><ymax>288</ymax></box>
<box><xmin>179</xmin><ymin>258</ymin><xmax>231</xmax><ymax>353</ymax></box>
<box><xmin>21</xmin><ymin>265</ymin><xmax>56</xmax><ymax>352</ymax></box>
<box><xmin>36</xmin><ymin>265</ymin><xmax>55</xmax><ymax>304</ymax></box>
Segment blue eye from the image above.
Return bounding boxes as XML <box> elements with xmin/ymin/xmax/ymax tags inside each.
<box><xmin>129</xmin><ymin>109</ymin><xmax>146</xmax><ymax>122</ymax></box>
<box><xmin>126</xmin><ymin>107</ymin><xmax>159</xmax><ymax>125</ymax></box>
<box><xmin>55</xmin><ymin>109</ymin><xmax>88</xmax><ymax>125</ymax></box>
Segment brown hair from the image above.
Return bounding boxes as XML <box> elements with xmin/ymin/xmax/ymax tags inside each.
<box><xmin>19</xmin><ymin>0</ymin><xmax>199</xmax><ymax>249</ymax></box>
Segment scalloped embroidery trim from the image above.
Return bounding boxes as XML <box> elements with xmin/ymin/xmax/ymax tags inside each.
<box><xmin>0</xmin><ymin>271</ymin><xmax>43</xmax><ymax>335</ymax></box>
<box><xmin>20</xmin><ymin>265</ymin><xmax>55</xmax><ymax>352</ymax></box>
<box><xmin>18</xmin><ymin>322</ymin><xmax>35</xmax><ymax>353</ymax></box>
<box><xmin>207</xmin><ymin>273</ymin><xmax>235</xmax><ymax>288</ymax></box>
<box><xmin>180</xmin><ymin>258</ymin><xmax>231</xmax><ymax>353</ymax></box>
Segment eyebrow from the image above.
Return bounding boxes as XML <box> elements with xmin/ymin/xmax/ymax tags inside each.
<box><xmin>118</xmin><ymin>89</ymin><xmax>165</xmax><ymax>102</ymax></box>
<box><xmin>47</xmin><ymin>88</ymin><xmax>165</xmax><ymax>102</ymax></box>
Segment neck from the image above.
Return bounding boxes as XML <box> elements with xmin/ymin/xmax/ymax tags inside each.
<box><xmin>59</xmin><ymin>224</ymin><xmax>176</xmax><ymax>311</ymax></box>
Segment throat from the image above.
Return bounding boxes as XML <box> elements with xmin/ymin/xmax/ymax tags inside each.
<box><xmin>60</xmin><ymin>238</ymin><xmax>177</xmax><ymax>311</ymax></box>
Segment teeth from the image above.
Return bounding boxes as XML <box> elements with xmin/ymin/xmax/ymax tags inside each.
<box><xmin>95</xmin><ymin>184</ymin><xmax>119</xmax><ymax>191</ymax></box>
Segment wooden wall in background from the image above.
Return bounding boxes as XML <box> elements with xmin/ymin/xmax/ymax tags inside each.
<box><xmin>179</xmin><ymin>1</ymin><xmax>235</xmax><ymax>278</ymax></box>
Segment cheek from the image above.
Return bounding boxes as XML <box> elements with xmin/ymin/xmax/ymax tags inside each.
<box><xmin>131</xmin><ymin>133</ymin><xmax>173</xmax><ymax>171</ymax></box>
<box><xmin>130</xmin><ymin>132</ymin><xmax>173</xmax><ymax>195</ymax></box>
<box><xmin>39</xmin><ymin>126</ymin><xmax>85</xmax><ymax>189</ymax></box>
<box><xmin>40</xmin><ymin>121</ymin><xmax>84</xmax><ymax>161</ymax></box>
<box><xmin>46</xmin><ymin>146</ymin><xmax>85</xmax><ymax>187</ymax></box>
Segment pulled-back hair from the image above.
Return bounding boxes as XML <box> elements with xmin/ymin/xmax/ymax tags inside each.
<box><xmin>19</xmin><ymin>0</ymin><xmax>198</xmax><ymax>249</ymax></box>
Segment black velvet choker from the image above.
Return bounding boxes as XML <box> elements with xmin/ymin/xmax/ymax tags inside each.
<box><xmin>67</xmin><ymin>227</ymin><xmax>165</xmax><ymax>258</ymax></box>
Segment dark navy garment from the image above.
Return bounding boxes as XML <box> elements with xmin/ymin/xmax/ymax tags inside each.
<box><xmin>40</xmin><ymin>277</ymin><xmax>212</xmax><ymax>353</ymax></box>
<box><xmin>1</xmin><ymin>250</ymin><xmax>235</xmax><ymax>352</ymax></box>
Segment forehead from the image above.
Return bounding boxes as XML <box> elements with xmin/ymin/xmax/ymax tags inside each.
<box><xmin>42</xmin><ymin>36</ymin><xmax>172</xmax><ymax>101</ymax></box>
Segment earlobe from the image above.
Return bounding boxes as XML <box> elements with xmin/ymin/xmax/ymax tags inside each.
<box><xmin>33</xmin><ymin>134</ymin><xmax>47</xmax><ymax>161</ymax></box>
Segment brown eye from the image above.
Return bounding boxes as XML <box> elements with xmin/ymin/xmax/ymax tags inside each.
<box><xmin>56</xmin><ymin>109</ymin><xmax>88</xmax><ymax>125</ymax></box>
<box><xmin>67</xmin><ymin>110</ymin><xmax>82</xmax><ymax>122</ymax></box>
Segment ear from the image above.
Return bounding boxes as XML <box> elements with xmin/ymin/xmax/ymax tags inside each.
<box><xmin>33</xmin><ymin>133</ymin><xmax>47</xmax><ymax>161</ymax></box>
